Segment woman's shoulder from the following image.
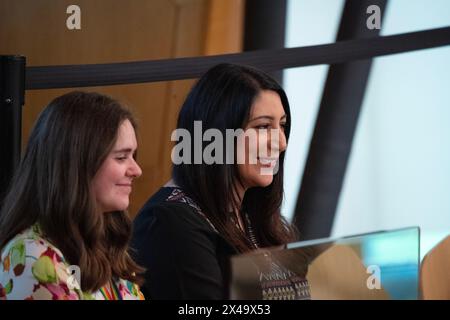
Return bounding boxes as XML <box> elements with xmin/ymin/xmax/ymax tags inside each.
<box><xmin>132</xmin><ymin>187</ymin><xmax>237</xmax><ymax>256</ymax></box>
<box><xmin>0</xmin><ymin>226</ymin><xmax>144</xmax><ymax>300</ymax></box>
<box><xmin>1</xmin><ymin>225</ymin><xmax>66</xmax><ymax>262</ymax></box>
<box><xmin>135</xmin><ymin>187</ymin><xmax>217</xmax><ymax>232</ymax></box>
<box><xmin>0</xmin><ymin>225</ymin><xmax>80</xmax><ymax>300</ymax></box>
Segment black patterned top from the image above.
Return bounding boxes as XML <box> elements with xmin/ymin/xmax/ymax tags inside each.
<box><xmin>132</xmin><ymin>187</ymin><xmax>310</xmax><ymax>300</ymax></box>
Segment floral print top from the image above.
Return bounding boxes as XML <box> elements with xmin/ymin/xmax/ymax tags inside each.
<box><xmin>0</xmin><ymin>225</ymin><xmax>145</xmax><ymax>300</ymax></box>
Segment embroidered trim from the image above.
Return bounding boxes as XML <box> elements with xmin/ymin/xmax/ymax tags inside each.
<box><xmin>258</xmin><ymin>257</ymin><xmax>311</xmax><ymax>300</ymax></box>
<box><xmin>165</xmin><ymin>188</ymin><xmax>218</xmax><ymax>233</ymax></box>
<box><xmin>242</xmin><ymin>212</ymin><xmax>260</xmax><ymax>249</ymax></box>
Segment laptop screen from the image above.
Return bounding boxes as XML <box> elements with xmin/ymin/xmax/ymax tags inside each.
<box><xmin>229</xmin><ymin>227</ymin><xmax>420</xmax><ymax>300</ymax></box>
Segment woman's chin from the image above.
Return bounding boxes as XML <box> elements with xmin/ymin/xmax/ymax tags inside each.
<box><xmin>104</xmin><ymin>201</ymin><xmax>129</xmax><ymax>213</ymax></box>
<box><xmin>254</xmin><ymin>175</ymin><xmax>274</xmax><ymax>188</ymax></box>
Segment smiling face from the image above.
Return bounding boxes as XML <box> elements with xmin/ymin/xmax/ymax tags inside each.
<box><xmin>237</xmin><ymin>90</ymin><xmax>287</xmax><ymax>190</ymax></box>
<box><xmin>91</xmin><ymin>119</ymin><xmax>142</xmax><ymax>213</ymax></box>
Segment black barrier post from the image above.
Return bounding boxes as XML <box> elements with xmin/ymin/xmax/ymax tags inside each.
<box><xmin>0</xmin><ymin>55</ymin><xmax>26</xmax><ymax>205</ymax></box>
<box><xmin>244</xmin><ymin>0</ymin><xmax>287</xmax><ymax>84</ymax></box>
<box><xmin>293</xmin><ymin>0</ymin><xmax>388</xmax><ymax>240</ymax></box>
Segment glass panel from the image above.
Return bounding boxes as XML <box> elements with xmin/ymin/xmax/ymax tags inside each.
<box><xmin>230</xmin><ymin>227</ymin><xmax>419</xmax><ymax>300</ymax></box>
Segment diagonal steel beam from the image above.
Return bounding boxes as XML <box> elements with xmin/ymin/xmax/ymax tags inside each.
<box><xmin>293</xmin><ymin>0</ymin><xmax>388</xmax><ymax>240</ymax></box>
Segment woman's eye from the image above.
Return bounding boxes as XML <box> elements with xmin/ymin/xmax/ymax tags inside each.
<box><xmin>280</xmin><ymin>123</ymin><xmax>287</xmax><ymax>130</ymax></box>
<box><xmin>255</xmin><ymin>124</ymin><xmax>270</xmax><ymax>129</ymax></box>
<box><xmin>116</xmin><ymin>156</ymin><xmax>127</xmax><ymax>161</ymax></box>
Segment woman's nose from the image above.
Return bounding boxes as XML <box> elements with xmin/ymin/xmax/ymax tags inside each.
<box><xmin>128</xmin><ymin>158</ymin><xmax>142</xmax><ymax>178</ymax></box>
<box><xmin>268</xmin><ymin>128</ymin><xmax>287</xmax><ymax>154</ymax></box>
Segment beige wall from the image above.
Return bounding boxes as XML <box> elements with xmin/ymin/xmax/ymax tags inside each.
<box><xmin>0</xmin><ymin>0</ymin><xmax>244</xmax><ymax>217</ymax></box>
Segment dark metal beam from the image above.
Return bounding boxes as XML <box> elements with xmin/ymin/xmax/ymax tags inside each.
<box><xmin>23</xmin><ymin>27</ymin><xmax>450</xmax><ymax>89</ymax></box>
<box><xmin>0</xmin><ymin>55</ymin><xmax>26</xmax><ymax>206</ymax></box>
<box><xmin>293</xmin><ymin>0</ymin><xmax>388</xmax><ymax>240</ymax></box>
<box><xmin>244</xmin><ymin>0</ymin><xmax>287</xmax><ymax>83</ymax></box>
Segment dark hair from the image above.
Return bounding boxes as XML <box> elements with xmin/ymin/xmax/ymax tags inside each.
<box><xmin>0</xmin><ymin>91</ymin><xmax>144</xmax><ymax>292</ymax></box>
<box><xmin>173</xmin><ymin>63</ymin><xmax>297</xmax><ymax>252</ymax></box>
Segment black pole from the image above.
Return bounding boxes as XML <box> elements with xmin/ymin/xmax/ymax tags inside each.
<box><xmin>0</xmin><ymin>55</ymin><xmax>26</xmax><ymax>205</ymax></box>
<box><xmin>244</xmin><ymin>0</ymin><xmax>287</xmax><ymax>84</ymax></box>
<box><xmin>293</xmin><ymin>0</ymin><xmax>387</xmax><ymax>240</ymax></box>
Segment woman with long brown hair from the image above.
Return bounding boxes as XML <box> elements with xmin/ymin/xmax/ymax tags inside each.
<box><xmin>132</xmin><ymin>63</ymin><xmax>309</xmax><ymax>299</ymax></box>
<box><xmin>0</xmin><ymin>91</ymin><xmax>144</xmax><ymax>300</ymax></box>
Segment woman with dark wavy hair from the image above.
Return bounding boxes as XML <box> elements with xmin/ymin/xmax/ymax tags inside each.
<box><xmin>0</xmin><ymin>91</ymin><xmax>145</xmax><ymax>300</ymax></box>
<box><xmin>132</xmin><ymin>63</ymin><xmax>309</xmax><ymax>299</ymax></box>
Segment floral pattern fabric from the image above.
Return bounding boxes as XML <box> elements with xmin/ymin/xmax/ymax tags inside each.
<box><xmin>0</xmin><ymin>225</ymin><xmax>144</xmax><ymax>300</ymax></box>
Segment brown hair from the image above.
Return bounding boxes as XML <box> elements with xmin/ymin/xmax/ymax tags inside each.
<box><xmin>0</xmin><ymin>91</ymin><xmax>144</xmax><ymax>292</ymax></box>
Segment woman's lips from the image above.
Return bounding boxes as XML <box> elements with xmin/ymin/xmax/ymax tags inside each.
<box><xmin>116</xmin><ymin>184</ymin><xmax>132</xmax><ymax>191</ymax></box>
<box><xmin>257</xmin><ymin>157</ymin><xmax>277</xmax><ymax>167</ymax></box>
